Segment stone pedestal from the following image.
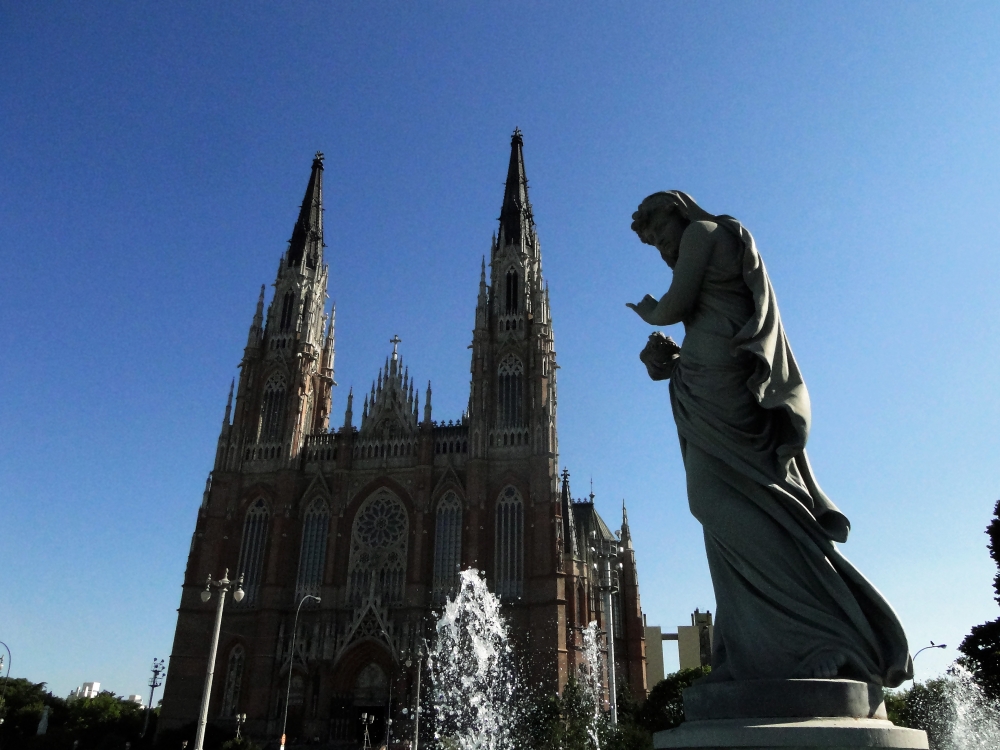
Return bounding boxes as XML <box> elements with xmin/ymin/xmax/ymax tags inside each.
<box><xmin>653</xmin><ymin>679</ymin><xmax>928</xmax><ymax>750</ymax></box>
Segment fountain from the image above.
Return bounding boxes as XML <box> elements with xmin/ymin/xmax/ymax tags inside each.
<box><xmin>423</xmin><ymin>569</ymin><xmax>1000</xmax><ymax>749</ymax></box>
<box><xmin>427</xmin><ymin>569</ymin><xmax>521</xmax><ymax>750</ymax></box>
<box><xmin>892</xmin><ymin>664</ymin><xmax>1000</xmax><ymax>749</ymax></box>
<box><xmin>579</xmin><ymin>621</ymin><xmax>604</xmax><ymax>750</ymax></box>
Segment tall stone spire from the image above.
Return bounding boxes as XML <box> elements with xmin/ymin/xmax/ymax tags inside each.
<box><xmin>222</xmin><ymin>379</ymin><xmax>234</xmax><ymax>428</ymax></box>
<box><xmin>497</xmin><ymin>128</ymin><xmax>535</xmax><ymax>250</ymax></box>
<box><xmin>621</xmin><ymin>499</ymin><xmax>633</xmax><ymax>549</ymax></box>
<box><xmin>246</xmin><ymin>285</ymin><xmax>265</xmax><ymax>349</ymax></box>
<box><xmin>286</xmin><ymin>151</ymin><xmax>325</xmax><ymax>269</ymax></box>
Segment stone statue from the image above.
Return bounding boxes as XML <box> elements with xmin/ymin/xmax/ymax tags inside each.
<box><xmin>628</xmin><ymin>191</ymin><xmax>913</xmax><ymax>689</ymax></box>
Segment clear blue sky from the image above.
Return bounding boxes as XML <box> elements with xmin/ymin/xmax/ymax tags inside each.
<box><xmin>2</xmin><ymin>3</ymin><xmax>998</xmax><ymax>698</ymax></box>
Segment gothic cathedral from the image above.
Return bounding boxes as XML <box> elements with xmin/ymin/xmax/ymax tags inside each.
<box><xmin>159</xmin><ymin>132</ymin><xmax>649</xmax><ymax>745</ymax></box>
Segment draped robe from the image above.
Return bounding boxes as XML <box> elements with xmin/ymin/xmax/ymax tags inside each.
<box><xmin>656</xmin><ymin>193</ymin><xmax>912</xmax><ymax>687</ymax></box>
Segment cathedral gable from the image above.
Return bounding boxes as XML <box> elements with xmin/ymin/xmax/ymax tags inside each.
<box><xmin>359</xmin><ymin>353</ymin><xmax>419</xmax><ymax>439</ymax></box>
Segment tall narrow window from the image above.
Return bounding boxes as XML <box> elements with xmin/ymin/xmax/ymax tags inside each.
<box><xmin>505</xmin><ymin>269</ymin><xmax>519</xmax><ymax>314</ymax></box>
<box><xmin>220</xmin><ymin>645</ymin><xmax>245</xmax><ymax>717</ymax></box>
<box><xmin>497</xmin><ymin>356</ymin><xmax>523</xmax><ymax>427</ymax></box>
<box><xmin>258</xmin><ymin>374</ymin><xmax>287</xmax><ymax>443</ymax></box>
<box><xmin>295</xmin><ymin>498</ymin><xmax>330</xmax><ymax>603</ymax></box>
<box><xmin>279</xmin><ymin>291</ymin><xmax>296</xmax><ymax>332</ymax></box>
<box><xmin>237</xmin><ymin>499</ymin><xmax>269</xmax><ymax>607</ymax></box>
<box><xmin>494</xmin><ymin>486</ymin><xmax>523</xmax><ymax>599</ymax></box>
<box><xmin>347</xmin><ymin>490</ymin><xmax>409</xmax><ymax>605</ymax></box>
<box><xmin>432</xmin><ymin>493</ymin><xmax>463</xmax><ymax>602</ymax></box>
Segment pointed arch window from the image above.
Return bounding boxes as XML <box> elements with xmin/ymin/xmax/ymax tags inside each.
<box><xmin>220</xmin><ymin>644</ymin><xmax>245</xmax><ymax>718</ymax></box>
<box><xmin>279</xmin><ymin>291</ymin><xmax>296</xmax><ymax>332</ymax></box>
<box><xmin>505</xmin><ymin>269</ymin><xmax>520</xmax><ymax>314</ymax></box>
<box><xmin>295</xmin><ymin>498</ymin><xmax>330</xmax><ymax>603</ymax></box>
<box><xmin>236</xmin><ymin>499</ymin><xmax>269</xmax><ymax>607</ymax></box>
<box><xmin>494</xmin><ymin>486</ymin><xmax>523</xmax><ymax>599</ymax></box>
<box><xmin>259</xmin><ymin>374</ymin><xmax>287</xmax><ymax>443</ymax></box>
<box><xmin>348</xmin><ymin>490</ymin><xmax>408</xmax><ymax>606</ymax></box>
<box><xmin>497</xmin><ymin>355</ymin><xmax>523</xmax><ymax>428</ymax></box>
<box><xmin>432</xmin><ymin>493</ymin><xmax>463</xmax><ymax>603</ymax></box>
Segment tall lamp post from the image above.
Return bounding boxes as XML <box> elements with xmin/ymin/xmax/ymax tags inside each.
<box><xmin>141</xmin><ymin>657</ymin><xmax>166</xmax><ymax>738</ymax></box>
<box><xmin>360</xmin><ymin>712</ymin><xmax>375</xmax><ymax>750</ymax></box>
<box><xmin>194</xmin><ymin>569</ymin><xmax>244</xmax><ymax>750</ymax></box>
<box><xmin>589</xmin><ymin>531</ymin><xmax>621</xmax><ymax>725</ymax></box>
<box><xmin>911</xmin><ymin>641</ymin><xmax>947</xmax><ymax>684</ymax></box>
<box><xmin>281</xmin><ymin>594</ymin><xmax>321</xmax><ymax>750</ymax></box>
<box><xmin>404</xmin><ymin>642</ymin><xmax>426</xmax><ymax>750</ymax></box>
<box><xmin>0</xmin><ymin>640</ymin><xmax>11</xmax><ymax>732</ymax></box>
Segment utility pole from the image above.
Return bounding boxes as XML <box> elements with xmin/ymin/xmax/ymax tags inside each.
<box><xmin>141</xmin><ymin>658</ymin><xmax>165</xmax><ymax>738</ymax></box>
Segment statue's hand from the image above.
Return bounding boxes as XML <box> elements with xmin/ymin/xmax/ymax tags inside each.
<box><xmin>626</xmin><ymin>294</ymin><xmax>659</xmax><ymax>323</ymax></box>
<box><xmin>640</xmin><ymin>332</ymin><xmax>680</xmax><ymax>381</ymax></box>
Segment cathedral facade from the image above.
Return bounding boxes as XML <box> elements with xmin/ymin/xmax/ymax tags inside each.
<box><xmin>158</xmin><ymin>132</ymin><xmax>649</xmax><ymax>745</ymax></box>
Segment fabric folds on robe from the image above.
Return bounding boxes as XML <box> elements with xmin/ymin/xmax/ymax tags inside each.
<box><xmin>661</xmin><ymin>191</ymin><xmax>912</xmax><ymax>687</ymax></box>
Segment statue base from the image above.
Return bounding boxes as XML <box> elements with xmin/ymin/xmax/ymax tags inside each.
<box><xmin>653</xmin><ymin>679</ymin><xmax>928</xmax><ymax>749</ymax></box>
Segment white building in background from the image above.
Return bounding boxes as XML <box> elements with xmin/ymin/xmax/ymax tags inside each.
<box><xmin>128</xmin><ymin>694</ymin><xmax>145</xmax><ymax>706</ymax></box>
<box><xmin>67</xmin><ymin>682</ymin><xmax>100</xmax><ymax>701</ymax></box>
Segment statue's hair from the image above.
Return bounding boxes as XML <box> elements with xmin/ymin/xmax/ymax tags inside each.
<box><xmin>631</xmin><ymin>191</ymin><xmax>697</xmax><ymax>237</ymax></box>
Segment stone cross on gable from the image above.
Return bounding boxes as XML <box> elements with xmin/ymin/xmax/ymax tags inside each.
<box><xmin>390</xmin><ymin>334</ymin><xmax>401</xmax><ymax>360</ymax></box>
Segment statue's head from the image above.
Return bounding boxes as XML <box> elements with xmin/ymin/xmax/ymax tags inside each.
<box><xmin>632</xmin><ymin>192</ymin><xmax>692</xmax><ymax>268</ymax></box>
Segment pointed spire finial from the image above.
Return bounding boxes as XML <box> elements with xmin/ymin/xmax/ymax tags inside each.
<box><xmin>621</xmin><ymin>498</ymin><xmax>633</xmax><ymax>547</ymax></box>
<box><xmin>325</xmin><ymin>306</ymin><xmax>336</xmax><ymax>347</ymax></box>
<box><xmin>390</xmin><ymin>334</ymin><xmax>401</xmax><ymax>361</ymax></box>
<box><xmin>589</xmin><ymin>477</ymin><xmax>595</xmax><ymax>502</ymax></box>
<box><xmin>498</xmin><ymin>128</ymin><xmax>533</xmax><ymax>247</ymax></box>
<box><xmin>344</xmin><ymin>386</ymin><xmax>354</xmax><ymax>429</ymax></box>
<box><xmin>222</xmin><ymin>378</ymin><xmax>234</xmax><ymax>426</ymax></box>
<box><xmin>287</xmin><ymin>153</ymin><xmax>324</xmax><ymax>269</ymax></box>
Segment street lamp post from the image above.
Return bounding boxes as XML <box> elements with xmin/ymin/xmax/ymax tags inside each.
<box><xmin>911</xmin><ymin>641</ymin><xmax>948</xmax><ymax>685</ymax></box>
<box><xmin>405</xmin><ymin>641</ymin><xmax>426</xmax><ymax>750</ymax></box>
<box><xmin>141</xmin><ymin>657</ymin><xmax>166</xmax><ymax>738</ymax></box>
<box><xmin>912</xmin><ymin>641</ymin><xmax>947</xmax><ymax>661</ymax></box>
<box><xmin>235</xmin><ymin>713</ymin><xmax>247</xmax><ymax>739</ymax></box>
<box><xmin>280</xmin><ymin>594</ymin><xmax>321</xmax><ymax>750</ymax></box>
<box><xmin>360</xmin><ymin>712</ymin><xmax>375</xmax><ymax>750</ymax></box>
<box><xmin>589</xmin><ymin>531</ymin><xmax>621</xmax><ymax>725</ymax></box>
<box><xmin>0</xmin><ymin>640</ymin><xmax>11</xmax><ymax>733</ymax></box>
<box><xmin>194</xmin><ymin>569</ymin><xmax>244</xmax><ymax>750</ymax></box>
<box><xmin>384</xmin><ymin>678</ymin><xmax>393</xmax><ymax>749</ymax></box>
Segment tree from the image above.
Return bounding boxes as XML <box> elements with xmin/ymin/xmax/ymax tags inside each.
<box><xmin>64</xmin><ymin>690</ymin><xmax>146</xmax><ymax>747</ymax></box>
<box><xmin>633</xmin><ymin>667</ymin><xmax>709</xmax><ymax>733</ymax></box>
<box><xmin>0</xmin><ymin>678</ymin><xmax>68</xmax><ymax>748</ymax></box>
<box><xmin>885</xmin><ymin>677</ymin><xmax>961</xmax><ymax>750</ymax></box>
<box><xmin>959</xmin><ymin>498</ymin><xmax>1000</xmax><ymax>699</ymax></box>
<box><xmin>521</xmin><ymin>678</ymin><xmax>598</xmax><ymax>750</ymax></box>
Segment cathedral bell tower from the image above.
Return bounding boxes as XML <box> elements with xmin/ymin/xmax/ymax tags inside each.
<box><xmin>217</xmin><ymin>153</ymin><xmax>335</xmax><ymax>471</ymax></box>
<box><xmin>468</xmin><ymin>129</ymin><xmax>558</xmax><ymax>468</ymax></box>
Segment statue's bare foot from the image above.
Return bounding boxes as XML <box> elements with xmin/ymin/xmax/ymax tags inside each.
<box><xmin>796</xmin><ymin>650</ymin><xmax>847</xmax><ymax>679</ymax></box>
